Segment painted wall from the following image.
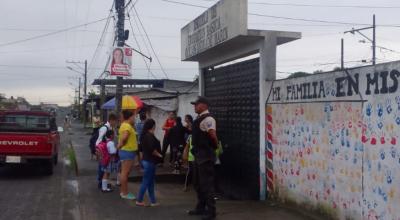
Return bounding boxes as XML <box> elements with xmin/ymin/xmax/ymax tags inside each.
<box><xmin>265</xmin><ymin>61</ymin><xmax>400</xmax><ymax>220</ymax></box>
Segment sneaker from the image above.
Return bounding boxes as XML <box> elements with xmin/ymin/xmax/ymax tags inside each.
<box><xmin>101</xmin><ymin>188</ymin><xmax>113</xmax><ymax>193</ymax></box>
<box><xmin>150</xmin><ymin>203</ymin><xmax>160</xmax><ymax>207</ymax></box>
<box><xmin>120</xmin><ymin>192</ymin><xmax>136</xmax><ymax>200</ymax></box>
<box><xmin>135</xmin><ymin>201</ymin><xmax>146</xmax><ymax>207</ymax></box>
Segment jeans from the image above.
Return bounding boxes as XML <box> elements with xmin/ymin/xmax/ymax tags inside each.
<box><xmin>137</xmin><ymin>160</ymin><xmax>156</xmax><ymax>203</ymax></box>
<box><xmin>118</xmin><ymin>150</ymin><xmax>136</xmax><ymax>161</ymax></box>
<box><xmin>97</xmin><ymin>162</ymin><xmax>104</xmax><ymax>188</ymax></box>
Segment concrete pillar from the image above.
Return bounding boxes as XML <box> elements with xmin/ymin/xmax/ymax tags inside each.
<box><xmin>259</xmin><ymin>33</ymin><xmax>277</xmax><ymax>200</ymax></box>
<box><xmin>199</xmin><ymin>66</ymin><xmax>205</xmax><ymax>96</ymax></box>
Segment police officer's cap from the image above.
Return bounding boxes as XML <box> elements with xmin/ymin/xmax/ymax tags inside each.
<box><xmin>190</xmin><ymin>96</ymin><xmax>209</xmax><ymax>106</ymax></box>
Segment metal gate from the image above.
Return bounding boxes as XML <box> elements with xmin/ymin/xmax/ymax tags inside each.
<box><xmin>204</xmin><ymin>58</ymin><xmax>260</xmax><ymax>200</ymax></box>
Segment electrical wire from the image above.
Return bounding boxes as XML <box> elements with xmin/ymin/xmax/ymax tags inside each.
<box><xmin>250</xmin><ymin>2</ymin><xmax>400</xmax><ymax>9</ymax></box>
<box><xmin>127</xmin><ymin>4</ymin><xmax>152</xmax><ymax>57</ymax></box>
<box><xmin>127</xmin><ymin>12</ymin><xmax>158</xmax><ymax>79</ymax></box>
<box><xmin>87</xmin><ymin>3</ymin><xmax>115</xmax><ymax>77</ymax></box>
<box><xmin>0</xmin><ymin>17</ymin><xmax>112</xmax><ymax>48</ymax></box>
<box><xmin>127</xmin><ymin>4</ymin><xmax>155</xmax><ymax>79</ymax></box>
<box><xmin>179</xmin><ymin>0</ymin><xmax>400</xmax><ymax>9</ymax></box>
<box><xmin>161</xmin><ymin>0</ymin><xmax>400</xmax><ymax>27</ymax></box>
<box><xmin>132</xmin><ymin>6</ymin><xmax>170</xmax><ymax>79</ymax></box>
<box><xmin>161</xmin><ymin>0</ymin><xmax>207</xmax><ymax>8</ymax></box>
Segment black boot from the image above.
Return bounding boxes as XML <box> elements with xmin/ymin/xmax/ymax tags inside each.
<box><xmin>187</xmin><ymin>209</ymin><xmax>205</xmax><ymax>216</ymax></box>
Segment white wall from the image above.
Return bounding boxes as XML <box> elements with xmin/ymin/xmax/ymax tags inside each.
<box><xmin>177</xmin><ymin>93</ymin><xmax>197</xmax><ymax>120</ymax></box>
<box><xmin>148</xmin><ymin>107</ymin><xmax>169</xmax><ymax>142</ymax></box>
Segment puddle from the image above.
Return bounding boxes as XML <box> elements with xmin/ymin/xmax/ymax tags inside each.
<box><xmin>66</xmin><ymin>180</ymin><xmax>79</xmax><ymax>196</ymax></box>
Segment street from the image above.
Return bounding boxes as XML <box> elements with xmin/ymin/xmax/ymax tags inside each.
<box><xmin>0</xmin><ymin>116</ymin><xmax>322</xmax><ymax>220</ymax></box>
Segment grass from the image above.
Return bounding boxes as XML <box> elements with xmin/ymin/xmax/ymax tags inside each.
<box><xmin>65</xmin><ymin>142</ymin><xmax>79</xmax><ymax>176</ymax></box>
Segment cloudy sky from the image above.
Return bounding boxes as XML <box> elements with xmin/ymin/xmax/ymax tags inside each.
<box><xmin>0</xmin><ymin>0</ymin><xmax>399</xmax><ymax>106</ymax></box>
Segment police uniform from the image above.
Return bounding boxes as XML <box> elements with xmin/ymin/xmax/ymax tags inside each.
<box><xmin>191</xmin><ymin>110</ymin><xmax>217</xmax><ymax>219</ymax></box>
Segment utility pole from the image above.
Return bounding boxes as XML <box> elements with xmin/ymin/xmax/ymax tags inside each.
<box><xmin>78</xmin><ymin>77</ymin><xmax>81</xmax><ymax>119</ymax></box>
<box><xmin>100</xmin><ymin>78</ymin><xmax>106</xmax><ymax>121</ymax></box>
<box><xmin>67</xmin><ymin>60</ymin><xmax>88</xmax><ymax>127</ymax></box>
<box><xmin>372</xmin><ymin>14</ymin><xmax>376</xmax><ymax>65</ymax></box>
<box><xmin>344</xmin><ymin>14</ymin><xmax>376</xmax><ymax>66</ymax></box>
<box><xmin>83</xmin><ymin>60</ymin><xmax>87</xmax><ymax>128</ymax></box>
<box><xmin>341</xmin><ymin>38</ymin><xmax>344</xmax><ymax>70</ymax></box>
<box><xmin>115</xmin><ymin>0</ymin><xmax>125</xmax><ymax>118</ymax></box>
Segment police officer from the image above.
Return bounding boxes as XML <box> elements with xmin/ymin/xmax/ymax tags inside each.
<box><xmin>187</xmin><ymin>96</ymin><xmax>218</xmax><ymax>220</ymax></box>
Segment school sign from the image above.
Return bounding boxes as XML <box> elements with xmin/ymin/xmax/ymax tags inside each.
<box><xmin>181</xmin><ymin>0</ymin><xmax>248</xmax><ymax>61</ymax></box>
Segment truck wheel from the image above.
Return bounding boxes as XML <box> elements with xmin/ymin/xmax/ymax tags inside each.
<box><xmin>44</xmin><ymin>159</ymin><xmax>54</xmax><ymax>175</ymax></box>
<box><xmin>54</xmin><ymin>153</ymin><xmax>58</xmax><ymax>165</ymax></box>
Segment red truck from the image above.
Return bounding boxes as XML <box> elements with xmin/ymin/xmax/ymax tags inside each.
<box><xmin>0</xmin><ymin>111</ymin><xmax>61</xmax><ymax>175</ymax></box>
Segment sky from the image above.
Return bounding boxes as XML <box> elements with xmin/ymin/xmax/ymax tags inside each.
<box><xmin>0</xmin><ymin>0</ymin><xmax>399</xmax><ymax>106</ymax></box>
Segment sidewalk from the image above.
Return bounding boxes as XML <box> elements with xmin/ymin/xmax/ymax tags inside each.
<box><xmin>68</xmin><ymin>121</ymin><xmax>323</xmax><ymax>220</ymax></box>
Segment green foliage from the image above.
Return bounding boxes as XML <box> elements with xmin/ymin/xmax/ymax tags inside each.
<box><xmin>287</xmin><ymin>72</ymin><xmax>311</xmax><ymax>79</ymax></box>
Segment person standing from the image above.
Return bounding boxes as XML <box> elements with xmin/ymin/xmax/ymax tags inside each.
<box><xmin>135</xmin><ymin>112</ymin><xmax>147</xmax><ymax>144</ymax></box>
<box><xmin>188</xmin><ymin>97</ymin><xmax>218</xmax><ymax>220</ymax></box>
<box><xmin>168</xmin><ymin>117</ymin><xmax>186</xmax><ymax>174</ymax></box>
<box><xmin>161</xmin><ymin>112</ymin><xmax>176</xmax><ymax>164</ymax></box>
<box><xmin>95</xmin><ymin>113</ymin><xmax>117</xmax><ymax>189</ymax></box>
<box><xmin>98</xmin><ymin>130</ymin><xmax>117</xmax><ymax>192</ymax></box>
<box><xmin>136</xmin><ymin>119</ymin><xmax>163</xmax><ymax>207</ymax></box>
<box><xmin>184</xmin><ymin>114</ymin><xmax>193</xmax><ymax>139</ymax></box>
<box><xmin>117</xmin><ymin>110</ymin><xmax>138</xmax><ymax>200</ymax></box>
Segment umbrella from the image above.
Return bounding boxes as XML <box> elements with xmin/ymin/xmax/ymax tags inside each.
<box><xmin>101</xmin><ymin>98</ymin><xmax>115</xmax><ymax>110</ymax></box>
<box><xmin>122</xmin><ymin>95</ymin><xmax>143</xmax><ymax>110</ymax></box>
<box><xmin>101</xmin><ymin>96</ymin><xmax>143</xmax><ymax>110</ymax></box>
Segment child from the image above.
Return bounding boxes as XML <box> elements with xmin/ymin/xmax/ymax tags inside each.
<box><xmin>97</xmin><ymin>130</ymin><xmax>117</xmax><ymax>192</ymax></box>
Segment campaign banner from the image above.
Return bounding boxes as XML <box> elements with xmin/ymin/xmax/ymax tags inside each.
<box><xmin>110</xmin><ymin>47</ymin><xmax>132</xmax><ymax>77</ymax></box>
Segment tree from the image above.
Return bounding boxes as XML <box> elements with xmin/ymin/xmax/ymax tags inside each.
<box><xmin>333</xmin><ymin>67</ymin><xmax>342</xmax><ymax>71</ymax></box>
<box><xmin>313</xmin><ymin>70</ymin><xmax>324</xmax><ymax>74</ymax></box>
<box><xmin>287</xmin><ymin>71</ymin><xmax>311</xmax><ymax>79</ymax></box>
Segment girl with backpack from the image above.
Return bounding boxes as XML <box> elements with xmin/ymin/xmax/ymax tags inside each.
<box><xmin>97</xmin><ymin>130</ymin><xmax>118</xmax><ymax>192</ymax></box>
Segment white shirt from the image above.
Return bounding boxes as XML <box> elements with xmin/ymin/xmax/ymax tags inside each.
<box><xmin>107</xmin><ymin>141</ymin><xmax>117</xmax><ymax>154</ymax></box>
<box><xmin>95</xmin><ymin>122</ymin><xmax>111</xmax><ymax>146</ymax></box>
<box><xmin>199</xmin><ymin>110</ymin><xmax>216</xmax><ymax>132</ymax></box>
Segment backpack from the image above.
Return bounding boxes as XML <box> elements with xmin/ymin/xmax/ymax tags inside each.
<box><xmin>89</xmin><ymin>124</ymin><xmax>109</xmax><ymax>152</ymax></box>
<box><xmin>96</xmin><ymin>140</ymin><xmax>111</xmax><ymax>166</ymax></box>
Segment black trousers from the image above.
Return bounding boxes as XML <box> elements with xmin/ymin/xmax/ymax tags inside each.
<box><xmin>161</xmin><ymin>135</ymin><xmax>171</xmax><ymax>162</ymax></box>
<box><xmin>193</xmin><ymin>160</ymin><xmax>216</xmax><ymax>216</ymax></box>
<box><xmin>184</xmin><ymin>161</ymin><xmax>194</xmax><ymax>188</ymax></box>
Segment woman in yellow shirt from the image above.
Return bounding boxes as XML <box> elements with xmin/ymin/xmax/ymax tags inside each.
<box><xmin>117</xmin><ymin>110</ymin><xmax>138</xmax><ymax>200</ymax></box>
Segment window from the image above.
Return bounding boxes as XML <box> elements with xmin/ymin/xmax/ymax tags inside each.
<box><xmin>0</xmin><ymin>115</ymin><xmax>50</xmax><ymax>132</ymax></box>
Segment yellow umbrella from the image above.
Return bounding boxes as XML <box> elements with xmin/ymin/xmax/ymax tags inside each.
<box><xmin>121</xmin><ymin>95</ymin><xmax>143</xmax><ymax>110</ymax></box>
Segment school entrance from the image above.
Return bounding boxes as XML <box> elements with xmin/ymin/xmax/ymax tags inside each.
<box><xmin>204</xmin><ymin>58</ymin><xmax>260</xmax><ymax>199</ymax></box>
<box><xmin>181</xmin><ymin>0</ymin><xmax>300</xmax><ymax>200</ymax></box>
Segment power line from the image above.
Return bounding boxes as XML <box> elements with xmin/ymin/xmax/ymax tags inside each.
<box><xmin>88</xmin><ymin>3</ymin><xmax>115</xmax><ymax>77</ymax></box>
<box><xmin>127</xmin><ymin>11</ymin><xmax>158</xmax><ymax>79</ymax></box>
<box><xmin>180</xmin><ymin>0</ymin><xmax>400</xmax><ymax>9</ymax></box>
<box><xmin>132</xmin><ymin>6</ymin><xmax>170</xmax><ymax>79</ymax></box>
<box><xmin>128</xmin><ymin>5</ymin><xmax>152</xmax><ymax>56</ymax></box>
<box><xmin>0</xmin><ymin>44</ymin><xmax>98</xmax><ymax>55</ymax></box>
<box><xmin>0</xmin><ymin>17</ymin><xmax>112</xmax><ymax>48</ymax></box>
<box><xmin>161</xmin><ymin>0</ymin><xmax>400</xmax><ymax>27</ymax></box>
<box><xmin>249</xmin><ymin>2</ymin><xmax>400</xmax><ymax>9</ymax></box>
<box><xmin>161</xmin><ymin>0</ymin><xmax>207</xmax><ymax>8</ymax></box>
<box><xmin>249</xmin><ymin>13</ymin><xmax>370</xmax><ymax>26</ymax></box>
